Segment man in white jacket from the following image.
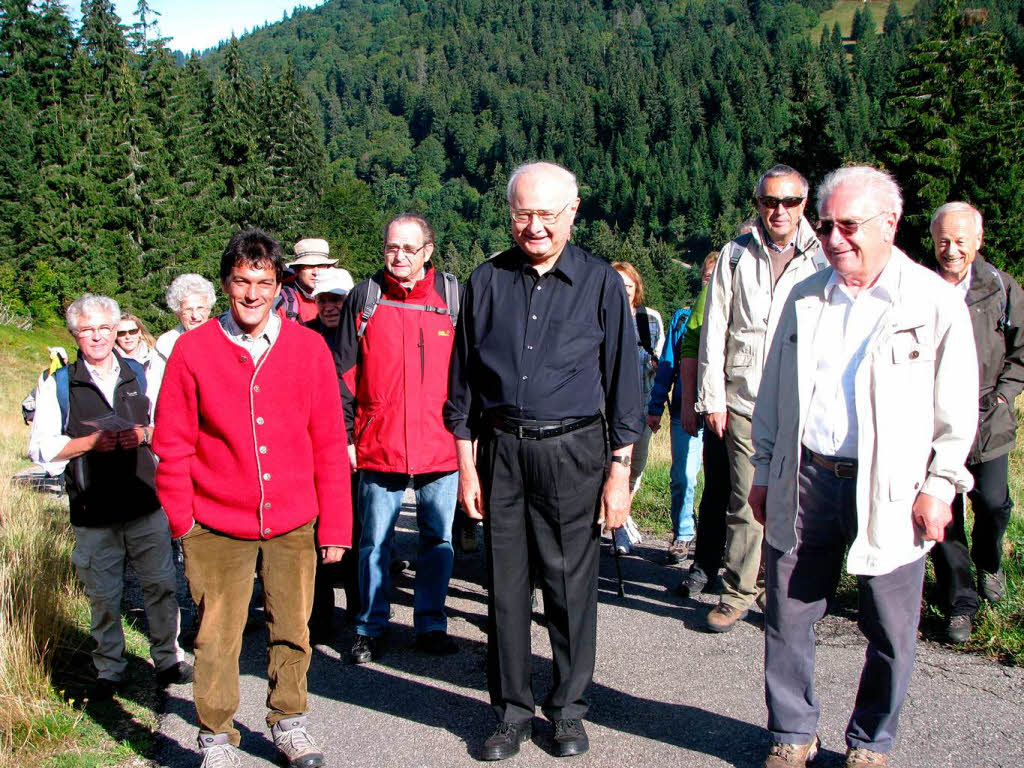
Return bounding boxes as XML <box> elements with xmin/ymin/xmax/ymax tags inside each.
<box><xmin>749</xmin><ymin>166</ymin><xmax>978</xmax><ymax>768</ymax></box>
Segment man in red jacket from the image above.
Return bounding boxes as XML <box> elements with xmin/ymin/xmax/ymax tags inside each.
<box><xmin>336</xmin><ymin>213</ymin><xmax>460</xmax><ymax>664</ymax></box>
<box><xmin>155</xmin><ymin>228</ymin><xmax>352</xmax><ymax>768</ymax></box>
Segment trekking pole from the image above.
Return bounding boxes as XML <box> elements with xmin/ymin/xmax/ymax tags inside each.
<box><xmin>614</xmin><ymin>544</ymin><xmax>626</xmax><ymax>598</ymax></box>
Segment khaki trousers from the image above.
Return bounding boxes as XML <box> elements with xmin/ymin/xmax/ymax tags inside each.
<box><xmin>182</xmin><ymin>521</ymin><xmax>316</xmax><ymax>744</ymax></box>
<box><xmin>721</xmin><ymin>411</ymin><xmax>764</xmax><ymax>610</ymax></box>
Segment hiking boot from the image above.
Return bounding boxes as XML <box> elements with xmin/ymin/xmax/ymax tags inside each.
<box><xmin>156</xmin><ymin>661</ymin><xmax>194</xmax><ymax>688</ymax></box>
<box><xmin>763</xmin><ymin>734</ymin><xmax>820</xmax><ymax>767</ymax></box>
<box><xmin>458</xmin><ymin>521</ymin><xmax>479</xmax><ymax>553</ymax></box>
<box><xmin>946</xmin><ymin>614</ymin><xmax>973</xmax><ymax>644</ymax></box>
<box><xmin>552</xmin><ymin>718</ymin><xmax>589</xmax><ymax>757</ymax></box>
<box><xmin>87</xmin><ymin>677</ymin><xmax>120</xmax><ymax>702</ymax></box>
<box><xmin>348</xmin><ymin>633</ymin><xmax>385</xmax><ymax>664</ymax></box>
<box><xmin>482</xmin><ymin>720</ymin><xmax>532</xmax><ymax>761</ymax></box>
<box><xmin>978</xmin><ymin>569</ymin><xmax>1006</xmax><ymax>603</ymax></box>
<box><xmin>197</xmin><ymin>732</ymin><xmax>241</xmax><ymax>768</ymax></box>
<box><xmin>706</xmin><ymin>602</ymin><xmax>748</xmax><ymax>633</ymax></box>
<box><xmin>271</xmin><ymin>715</ymin><xmax>324</xmax><ymax>768</ymax></box>
<box><xmin>675</xmin><ymin>567</ymin><xmax>708</xmax><ymax>597</ymax></box>
<box><xmin>665</xmin><ymin>538</ymin><xmax>691</xmax><ymax>565</ymax></box>
<box><xmin>845</xmin><ymin>746</ymin><xmax>889</xmax><ymax>767</ymax></box>
<box><xmin>416</xmin><ymin>630</ymin><xmax>458</xmax><ymax>656</ymax></box>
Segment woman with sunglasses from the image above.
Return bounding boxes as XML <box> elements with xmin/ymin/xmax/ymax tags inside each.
<box><xmin>116</xmin><ymin>313</ymin><xmax>164</xmax><ymax>401</ymax></box>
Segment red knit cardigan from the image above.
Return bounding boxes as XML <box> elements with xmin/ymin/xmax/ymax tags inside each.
<box><xmin>154</xmin><ymin>317</ymin><xmax>352</xmax><ymax>547</ymax></box>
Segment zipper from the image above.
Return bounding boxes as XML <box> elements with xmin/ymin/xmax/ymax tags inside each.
<box><xmin>418</xmin><ymin>327</ymin><xmax>425</xmax><ymax>383</ymax></box>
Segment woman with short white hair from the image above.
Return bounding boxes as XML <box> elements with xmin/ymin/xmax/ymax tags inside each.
<box><xmin>155</xmin><ymin>274</ymin><xmax>216</xmax><ymax>363</ymax></box>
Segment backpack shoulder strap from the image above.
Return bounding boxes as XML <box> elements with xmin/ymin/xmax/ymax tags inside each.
<box><xmin>54</xmin><ymin>365</ymin><xmax>70</xmax><ymax>433</ymax></box>
<box><xmin>122</xmin><ymin>357</ymin><xmax>147</xmax><ymax>397</ymax></box>
<box><xmin>986</xmin><ymin>262</ymin><xmax>1009</xmax><ymax>329</ymax></box>
<box><xmin>358</xmin><ymin>277</ymin><xmax>383</xmax><ymax>338</ymax></box>
<box><xmin>729</xmin><ymin>232</ymin><xmax>756</xmax><ymax>272</ymax></box>
<box><xmin>440</xmin><ymin>271</ymin><xmax>459</xmax><ymax>327</ymax></box>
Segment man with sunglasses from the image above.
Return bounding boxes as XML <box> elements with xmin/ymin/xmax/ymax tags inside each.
<box><xmin>750</xmin><ymin>167</ymin><xmax>977</xmax><ymax>767</ymax></box>
<box><xmin>336</xmin><ymin>213</ymin><xmax>462</xmax><ymax>664</ymax></box>
<box><xmin>695</xmin><ymin>164</ymin><xmax>827</xmax><ymax>632</ymax></box>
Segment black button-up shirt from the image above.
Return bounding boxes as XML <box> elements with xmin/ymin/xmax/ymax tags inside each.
<box><xmin>444</xmin><ymin>243</ymin><xmax>644</xmax><ymax>449</ymax></box>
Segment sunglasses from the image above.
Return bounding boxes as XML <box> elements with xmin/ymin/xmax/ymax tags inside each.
<box><xmin>813</xmin><ymin>211</ymin><xmax>888</xmax><ymax>238</ymax></box>
<box><xmin>756</xmin><ymin>196</ymin><xmax>805</xmax><ymax>209</ymax></box>
<box><xmin>117</xmin><ymin>327</ymin><xmax>140</xmax><ymax>338</ymax></box>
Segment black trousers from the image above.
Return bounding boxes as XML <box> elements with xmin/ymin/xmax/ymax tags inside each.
<box><xmin>930</xmin><ymin>454</ymin><xmax>1013</xmax><ymax>616</ymax></box>
<box><xmin>692</xmin><ymin>426</ymin><xmax>731</xmax><ymax>579</ymax></box>
<box><xmin>311</xmin><ymin>479</ymin><xmax>361</xmax><ymax>628</ymax></box>
<box><xmin>480</xmin><ymin>420</ymin><xmax>606</xmax><ymax>724</ymax></box>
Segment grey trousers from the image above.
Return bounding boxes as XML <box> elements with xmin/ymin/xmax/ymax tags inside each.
<box><xmin>764</xmin><ymin>457</ymin><xmax>925</xmax><ymax>754</ymax></box>
<box><xmin>71</xmin><ymin>509</ymin><xmax>184</xmax><ymax>681</ymax></box>
<box><xmin>722</xmin><ymin>410</ymin><xmax>763</xmax><ymax>609</ymax></box>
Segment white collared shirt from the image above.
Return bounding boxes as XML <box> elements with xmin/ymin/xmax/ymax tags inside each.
<box><xmin>218</xmin><ymin>311</ymin><xmax>281</xmax><ymax>363</ymax></box>
<box><xmin>955</xmin><ymin>268</ymin><xmax>971</xmax><ymax>301</ymax></box>
<box><xmin>802</xmin><ymin>260</ymin><xmax>899</xmax><ymax>458</ymax></box>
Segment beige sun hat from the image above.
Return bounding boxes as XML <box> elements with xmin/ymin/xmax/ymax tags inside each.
<box><xmin>287</xmin><ymin>238</ymin><xmax>337</xmax><ymax>268</ymax></box>
<box><xmin>312</xmin><ymin>268</ymin><xmax>355</xmax><ymax>297</ymax></box>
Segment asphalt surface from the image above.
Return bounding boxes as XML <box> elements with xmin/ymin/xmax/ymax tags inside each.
<box><xmin>155</xmin><ymin>509</ymin><xmax>1024</xmax><ymax>767</ymax></box>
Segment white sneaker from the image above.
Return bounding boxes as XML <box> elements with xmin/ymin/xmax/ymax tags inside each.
<box><xmin>197</xmin><ymin>732</ymin><xmax>241</xmax><ymax>768</ymax></box>
<box><xmin>270</xmin><ymin>715</ymin><xmax>324</xmax><ymax>767</ymax></box>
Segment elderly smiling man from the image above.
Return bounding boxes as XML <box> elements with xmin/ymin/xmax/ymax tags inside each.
<box><xmin>749</xmin><ymin>167</ymin><xmax>978</xmax><ymax>768</ymax></box>
<box><xmin>446</xmin><ymin>161</ymin><xmax>643</xmax><ymax>760</ymax></box>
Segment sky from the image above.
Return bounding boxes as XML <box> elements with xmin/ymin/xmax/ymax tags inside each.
<box><xmin>70</xmin><ymin>1</ymin><xmax>328</xmax><ymax>54</ymax></box>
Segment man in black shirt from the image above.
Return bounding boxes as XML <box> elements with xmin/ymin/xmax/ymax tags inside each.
<box><xmin>445</xmin><ymin>161</ymin><xmax>643</xmax><ymax>761</ymax></box>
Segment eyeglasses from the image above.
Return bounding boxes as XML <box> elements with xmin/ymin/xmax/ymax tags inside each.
<box><xmin>510</xmin><ymin>200</ymin><xmax>573</xmax><ymax>224</ymax></box>
<box><xmin>384</xmin><ymin>243</ymin><xmax>429</xmax><ymax>257</ymax></box>
<box><xmin>756</xmin><ymin>196</ymin><xmax>805</xmax><ymax>210</ymax></box>
<box><xmin>813</xmin><ymin>211</ymin><xmax>888</xmax><ymax>238</ymax></box>
<box><xmin>75</xmin><ymin>325</ymin><xmax>115</xmax><ymax>338</ymax></box>
<box><xmin>116</xmin><ymin>328</ymin><xmax>140</xmax><ymax>338</ymax></box>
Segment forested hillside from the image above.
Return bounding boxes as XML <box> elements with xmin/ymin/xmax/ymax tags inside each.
<box><xmin>1</xmin><ymin>0</ymin><xmax>1023</xmax><ymax>331</ymax></box>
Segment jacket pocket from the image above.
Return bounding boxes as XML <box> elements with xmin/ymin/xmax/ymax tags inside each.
<box><xmin>978</xmin><ymin>394</ymin><xmax>1016</xmax><ymax>457</ymax></box>
<box><xmin>890</xmin><ymin>331</ymin><xmax>935</xmax><ymax>365</ymax></box>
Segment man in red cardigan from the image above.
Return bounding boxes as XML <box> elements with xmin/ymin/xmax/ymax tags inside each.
<box><xmin>155</xmin><ymin>228</ymin><xmax>352</xmax><ymax>768</ymax></box>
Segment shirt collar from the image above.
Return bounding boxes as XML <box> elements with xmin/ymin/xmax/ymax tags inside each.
<box><xmin>219</xmin><ymin>310</ymin><xmax>282</xmax><ymax>344</ymax></box>
<box><xmin>823</xmin><ymin>252</ymin><xmax>899</xmax><ymax>304</ymax></box>
<box><xmin>756</xmin><ymin>219</ymin><xmax>795</xmax><ymax>253</ymax></box>
<box><xmin>84</xmin><ymin>354</ymin><xmax>120</xmax><ymax>382</ymax></box>
<box><xmin>519</xmin><ymin>243</ymin><xmax>578</xmax><ymax>285</ymax></box>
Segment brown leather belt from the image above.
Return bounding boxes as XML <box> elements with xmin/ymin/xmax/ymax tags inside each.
<box><xmin>489</xmin><ymin>413</ymin><xmax>601</xmax><ymax>440</ymax></box>
<box><xmin>802</xmin><ymin>446</ymin><xmax>858</xmax><ymax>479</ymax></box>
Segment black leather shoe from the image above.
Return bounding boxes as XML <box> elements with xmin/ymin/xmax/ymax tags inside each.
<box><xmin>348</xmin><ymin>634</ymin><xmax>385</xmax><ymax>664</ymax></box>
<box><xmin>675</xmin><ymin>567</ymin><xmax>708</xmax><ymax>598</ymax></box>
<box><xmin>482</xmin><ymin>720</ymin><xmax>532</xmax><ymax>761</ymax></box>
<box><xmin>156</xmin><ymin>661</ymin><xmax>194</xmax><ymax>687</ymax></box>
<box><xmin>87</xmin><ymin>677</ymin><xmax>120</xmax><ymax>702</ymax></box>
<box><xmin>552</xmin><ymin>718</ymin><xmax>588</xmax><ymax>757</ymax></box>
<box><xmin>946</xmin><ymin>614</ymin><xmax>973</xmax><ymax>644</ymax></box>
<box><xmin>415</xmin><ymin>630</ymin><xmax>458</xmax><ymax>655</ymax></box>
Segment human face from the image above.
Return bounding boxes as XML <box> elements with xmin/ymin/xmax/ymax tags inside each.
<box><xmin>702</xmin><ymin>262</ymin><xmax>716</xmax><ymax>286</ymax></box>
<box><xmin>509</xmin><ymin>170</ymin><xmax>580</xmax><ymax>268</ymax></box>
<box><xmin>74</xmin><ymin>310</ymin><xmax>117</xmax><ymax>366</ymax></box>
<box><xmin>616</xmin><ymin>270</ymin><xmax>637</xmax><ymax>308</ymax></box>
<box><xmin>223</xmin><ymin>263</ymin><xmax>281</xmax><ymax>335</ymax></box>
<box><xmin>384</xmin><ymin>220</ymin><xmax>433</xmax><ymax>285</ymax></box>
<box><xmin>295</xmin><ymin>264</ymin><xmax>322</xmax><ymax>292</ymax></box>
<box><xmin>115</xmin><ymin>319</ymin><xmax>141</xmax><ymax>354</ymax></box>
<box><xmin>931</xmin><ymin>211</ymin><xmax>981</xmax><ymax>285</ymax></box>
<box><xmin>818</xmin><ymin>182</ymin><xmax>898</xmax><ymax>289</ymax></box>
<box><xmin>178</xmin><ymin>294</ymin><xmax>211</xmax><ymax>331</ymax></box>
<box><xmin>756</xmin><ymin>174</ymin><xmax>808</xmax><ymax>246</ymax></box>
<box><xmin>316</xmin><ymin>293</ymin><xmax>344</xmax><ymax>328</ymax></box>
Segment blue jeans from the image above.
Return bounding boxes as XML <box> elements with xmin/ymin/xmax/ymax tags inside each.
<box><xmin>356</xmin><ymin>470</ymin><xmax>458</xmax><ymax>637</ymax></box>
<box><xmin>669</xmin><ymin>418</ymin><xmax>703</xmax><ymax>541</ymax></box>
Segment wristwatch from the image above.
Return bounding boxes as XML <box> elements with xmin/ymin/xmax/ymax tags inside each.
<box><xmin>609</xmin><ymin>455</ymin><xmax>631</xmax><ymax>468</ymax></box>
<box><xmin>141</xmin><ymin>426</ymin><xmax>151</xmax><ymax>445</ymax></box>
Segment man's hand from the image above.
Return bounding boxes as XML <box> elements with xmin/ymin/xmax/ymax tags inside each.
<box><xmin>645</xmin><ymin>414</ymin><xmax>662</xmax><ymax>433</ymax></box>
<box><xmin>749</xmin><ymin>484</ymin><xmax>768</xmax><ymax>526</ymax></box>
<box><xmin>347</xmin><ymin>444</ymin><xmax>357</xmax><ymax>473</ymax></box>
<box><xmin>705</xmin><ymin>411</ymin><xmax>728</xmax><ymax>438</ymax></box>
<box><xmin>456</xmin><ymin>439</ymin><xmax>485</xmax><ymax>520</ymax></box>
<box><xmin>91</xmin><ymin>430</ymin><xmax>119</xmax><ymax>452</ymax></box>
<box><xmin>117</xmin><ymin>427</ymin><xmax>143</xmax><ymax>449</ymax></box>
<box><xmin>912</xmin><ymin>492</ymin><xmax>952</xmax><ymax>542</ymax></box>
<box><xmin>321</xmin><ymin>546</ymin><xmax>346</xmax><ymax>564</ymax></box>
<box><xmin>680</xmin><ymin>406</ymin><xmax>699</xmax><ymax>437</ymax></box>
<box><xmin>600</xmin><ymin>463</ymin><xmax>631</xmax><ymax>532</ymax></box>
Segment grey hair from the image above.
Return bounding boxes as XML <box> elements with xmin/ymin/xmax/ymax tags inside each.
<box><xmin>506</xmin><ymin>161</ymin><xmax>579</xmax><ymax>204</ymax></box>
<box><xmin>385</xmin><ymin>212</ymin><xmax>435</xmax><ymax>245</ymax></box>
<box><xmin>166</xmin><ymin>273</ymin><xmax>216</xmax><ymax>314</ymax></box>
<box><xmin>816</xmin><ymin>166</ymin><xmax>903</xmax><ymax>220</ymax></box>
<box><xmin>931</xmin><ymin>202</ymin><xmax>983</xmax><ymax>234</ymax></box>
<box><xmin>66</xmin><ymin>294</ymin><xmax>120</xmax><ymax>333</ymax></box>
<box><xmin>755</xmin><ymin>164</ymin><xmax>809</xmax><ymax>197</ymax></box>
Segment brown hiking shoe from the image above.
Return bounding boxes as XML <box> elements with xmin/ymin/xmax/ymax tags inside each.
<box><xmin>764</xmin><ymin>735</ymin><xmax>820</xmax><ymax>767</ymax></box>
<box><xmin>706</xmin><ymin>601</ymin><xmax>748</xmax><ymax>633</ymax></box>
<box><xmin>845</xmin><ymin>747</ymin><xmax>889</xmax><ymax>767</ymax></box>
<box><xmin>665</xmin><ymin>539</ymin><xmax>689</xmax><ymax>564</ymax></box>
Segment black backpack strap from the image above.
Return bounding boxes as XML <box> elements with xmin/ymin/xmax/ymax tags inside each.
<box><xmin>442</xmin><ymin>272</ymin><xmax>459</xmax><ymax>328</ymax></box>
<box><xmin>987</xmin><ymin>262</ymin><xmax>1010</xmax><ymax>329</ymax></box>
<box><xmin>358</xmin><ymin>277</ymin><xmax>383</xmax><ymax>338</ymax></box>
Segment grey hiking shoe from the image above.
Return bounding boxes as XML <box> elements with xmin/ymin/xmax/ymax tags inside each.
<box><xmin>979</xmin><ymin>569</ymin><xmax>1006</xmax><ymax>603</ymax></box>
<box><xmin>271</xmin><ymin>715</ymin><xmax>324</xmax><ymax>768</ymax></box>
<box><xmin>197</xmin><ymin>732</ymin><xmax>241</xmax><ymax>768</ymax></box>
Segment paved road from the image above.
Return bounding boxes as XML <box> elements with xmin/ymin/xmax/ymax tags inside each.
<box><xmin>156</xmin><ymin>510</ymin><xmax>1024</xmax><ymax>767</ymax></box>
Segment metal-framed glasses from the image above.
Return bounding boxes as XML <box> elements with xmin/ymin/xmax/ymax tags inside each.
<box><xmin>756</xmin><ymin>195</ymin><xmax>805</xmax><ymax>210</ymax></box>
<box><xmin>384</xmin><ymin>243</ymin><xmax>429</xmax><ymax>257</ymax></box>
<box><xmin>813</xmin><ymin>211</ymin><xmax>888</xmax><ymax>238</ymax></box>
<box><xmin>510</xmin><ymin>200</ymin><xmax>573</xmax><ymax>225</ymax></box>
<box><xmin>75</xmin><ymin>324</ymin><xmax>115</xmax><ymax>338</ymax></box>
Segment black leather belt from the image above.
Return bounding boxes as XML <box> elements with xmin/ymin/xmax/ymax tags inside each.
<box><xmin>489</xmin><ymin>413</ymin><xmax>601</xmax><ymax>440</ymax></box>
<box><xmin>803</xmin><ymin>446</ymin><xmax>857</xmax><ymax>479</ymax></box>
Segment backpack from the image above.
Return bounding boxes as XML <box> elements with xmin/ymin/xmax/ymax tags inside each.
<box><xmin>52</xmin><ymin>357</ymin><xmax>147</xmax><ymax>433</ymax></box>
<box><xmin>275</xmin><ymin>284</ymin><xmax>301</xmax><ymax>321</ymax></box>
<box><xmin>670</xmin><ymin>307</ymin><xmax>693</xmax><ymax>364</ymax></box>
<box><xmin>357</xmin><ymin>270</ymin><xmax>460</xmax><ymax>339</ymax></box>
<box><xmin>727</xmin><ymin>231</ymin><xmax>828</xmax><ymax>275</ymax></box>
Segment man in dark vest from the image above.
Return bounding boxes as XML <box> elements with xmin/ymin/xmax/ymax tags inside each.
<box><xmin>28</xmin><ymin>294</ymin><xmax>190</xmax><ymax>701</ymax></box>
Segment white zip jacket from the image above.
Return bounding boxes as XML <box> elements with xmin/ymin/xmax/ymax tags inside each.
<box><xmin>751</xmin><ymin>250</ymin><xmax>978</xmax><ymax>575</ymax></box>
<box><xmin>696</xmin><ymin>218</ymin><xmax>826</xmax><ymax>418</ymax></box>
